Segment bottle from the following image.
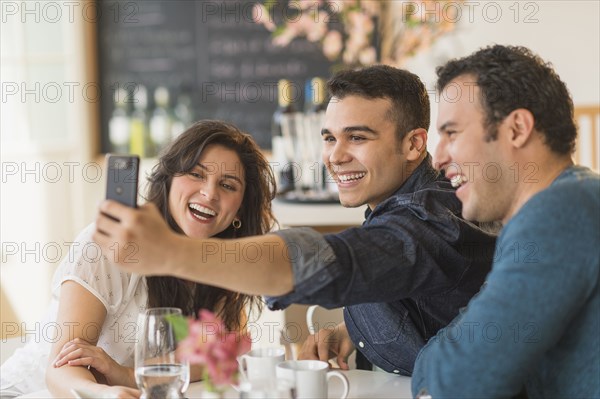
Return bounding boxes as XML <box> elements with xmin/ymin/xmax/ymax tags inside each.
<box><xmin>303</xmin><ymin>77</ymin><xmax>329</xmax><ymax>196</ymax></box>
<box><xmin>271</xmin><ymin>79</ymin><xmax>299</xmax><ymax>194</ymax></box>
<box><xmin>171</xmin><ymin>92</ymin><xmax>193</xmax><ymax>140</ymax></box>
<box><xmin>149</xmin><ymin>86</ymin><xmax>172</xmax><ymax>155</ymax></box>
<box><xmin>304</xmin><ymin>77</ymin><xmax>327</xmax><ymax>113</ymax></box>
<box><xmin>272</xmin><ymin>79</ymin><xmax>297</xmax><ymax>130</ymax></box>
<box><xmin>108</xmin><ymin>88</ymin><xmax>131</xmax><ymax>154</ymax></box>
<box><xmin>129</xmin><ymin>85</ymin><xmax>152</xmax><ymax>158</ymax></box>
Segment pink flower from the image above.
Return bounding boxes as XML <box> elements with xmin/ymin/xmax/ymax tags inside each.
<box><xmin>252</xmin><ymin>0</ymin><xmax>463</xmax><ymax>67</ymax></box>
<box><xmin>305</xmin><ymin>11</ymin><xmax>330</xmax><ymax>42</ymax></box>
<box><xmin>327</xmin><ymin>0</ymin><xmax>354</xmax><ymax>13</ymax></box>
<box><xmin>347</xmin><ymin>10</ymin><xmax>374</xmax><ymax>36</ymax></box>
<box><xmin>346</xmin><ymin>31</ymin><xmax>368</xmax><ymax>54</ymax></box>
<box><xmin>323</xmin><ymin>30</ymin><xmax>343</xmax><ymax>60</ymax></box>
<box><xmin>176</xmin><ymin>310</ymin><xmax>251</xmax><ymax>389</ymax></box>
<box><xmin>359</xmin><ymin>46</ymin><xmax>377</xmax><ymax>66</ymax></box>
<box><xmin>252</xmin><ymin>4</ymin><xmax>276</xmax><ymax>32</ymax></box>
<box><xmin>293</xmin><ymin>0</ymin><xmax>324</xmax><ymax>10</ymax></box>
<box><xmin>343</xmin><ymin>9</ymin><xmax>374</xmax><ymax>65</ymax></box>
<box><xmin>343</xmin><ymin>47</ymin><xmax>358</xmax><ymax>65</ymax></box>
<box><xmin>360</xmin><ymin>0</ymin><xmax>381</xmax><ymax>16</ymax></box>
<box><xmin>273</xmin><ymin>24</ymin><xmax>301</xmax><ymax>47</ymax></box>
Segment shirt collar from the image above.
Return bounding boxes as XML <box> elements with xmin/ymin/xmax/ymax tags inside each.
<box><xmin>364</xmin><ymin>153</ymin><xmax>440</xmax><ymax>219</ymax></box>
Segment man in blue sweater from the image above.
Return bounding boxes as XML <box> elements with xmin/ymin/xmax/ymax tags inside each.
<box><xmin>412</xmin><ymin>45</ymin><xmax>599</xmax><ymax>398</ymax></box>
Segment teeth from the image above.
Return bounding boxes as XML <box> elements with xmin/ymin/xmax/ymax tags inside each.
<box><xmin>338</xmin><ymin>173</ymin><xmax>366</xmax><ymax>182</ymax></box>
<box><xmin>450</xmin><ymin>175</ymin><xmax>467</xmax><ymax>188</ymax></box>
<box><xmin>189</xmin><ymin>203</ymin><xmax>216</xmax><ymax>216</ymax></box>
<box><xmin>191</xmin><ymin>213</ymin><xmax>209</xmax><ymax>221</ymax></box>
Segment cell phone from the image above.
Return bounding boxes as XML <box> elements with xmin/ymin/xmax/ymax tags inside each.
<box><xmin>105</xmin><ymin>154</ymin><xmax>139</xmax><ymax>208</ymax></box>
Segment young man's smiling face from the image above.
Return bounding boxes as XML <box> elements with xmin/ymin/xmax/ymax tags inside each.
<box><xmin>321</xmin><ymin>95</ymin><xmax>414</xmax><ymax>210</ymax></box>
<box><xmin>434</xmin><ymin>76</ymin><xmax>517</xmax><ymax>223</ymax></box>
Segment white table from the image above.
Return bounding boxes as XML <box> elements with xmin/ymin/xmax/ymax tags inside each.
<box><xmin>186</xmin><ymin>370</ymin><xmax>412</xmax><ymax>399</ymax></box>
<box><xmin>19</xmin><ymin>370</ymin><xmax>411</xmax><ymax>398</ymax></box>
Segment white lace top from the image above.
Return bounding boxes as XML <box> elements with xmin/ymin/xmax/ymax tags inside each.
<box><xmin>0</xmin><ymin>224</ymin><xmax>147</xmax><ymax>397</ymax></box>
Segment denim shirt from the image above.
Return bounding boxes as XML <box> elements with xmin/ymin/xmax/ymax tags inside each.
<box><xmin>412</xmin><ymin>166</ymin><xmax>600</xmax><ymax>398</ymax></box>
<box><xmin>266</xmin><ymin>155</ymin><xmax>496</xmax><ymax>374</ymax></box>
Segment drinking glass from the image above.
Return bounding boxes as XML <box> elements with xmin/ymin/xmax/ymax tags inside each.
<box><xmin>135</xmin><ymin>307</ymin><xmax>190</xmax><ymax>399</ymax></box>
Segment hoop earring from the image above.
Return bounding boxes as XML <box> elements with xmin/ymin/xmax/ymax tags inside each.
<box><xmin>232</xmin><ymin>218</ymin><xmax>242</xmax><ymax>229</ymax></box>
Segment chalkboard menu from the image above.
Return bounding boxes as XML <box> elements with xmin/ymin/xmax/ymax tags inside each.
<box><xmin>97</xmin><ymin>0</ymin><xmax>334</xmax><ymax>152</ymax></box>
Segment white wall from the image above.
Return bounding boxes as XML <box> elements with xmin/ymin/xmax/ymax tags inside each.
<box><xmin>1</xmin><ymin>5</ymin><xmax>97</xmax><ymax>332</ymax></box>
<box><xmin>403</xmin><ymin>0</ymin><xmax>600</xmax><ymax>152</ymax></box>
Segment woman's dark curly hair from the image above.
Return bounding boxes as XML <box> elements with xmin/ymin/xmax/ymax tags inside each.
<box><xmin>143</xmin><ymin>120</ymin><xmax>277</xmax><ymax>330</ymax></box>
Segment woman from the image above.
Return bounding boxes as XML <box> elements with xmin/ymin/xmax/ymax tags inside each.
<box><xmin>0</xmin><ymin>121</ymin><xmax>276</xmax><ymax>398</ymax></box>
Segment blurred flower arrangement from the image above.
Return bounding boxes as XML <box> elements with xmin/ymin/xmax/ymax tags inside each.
<box><xmin>253</xmin><ymin>0</ymin><xmax>463</xmax><ymax>68</ymax></box>
<box><xmin>170</xmin><ymin>310</ymin><xmax>252</xmax><ymax>394</ymax></box>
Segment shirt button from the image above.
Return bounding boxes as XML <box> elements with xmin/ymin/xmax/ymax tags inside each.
<box><xmin>358</xmin><ymin>341</ymin><xmax>365</xmax><ymax>348</ymax></box>
<box><xmin>393</xmin><ymin>370</ymin><xmax>400</xmax><ymax>374</ymax></box>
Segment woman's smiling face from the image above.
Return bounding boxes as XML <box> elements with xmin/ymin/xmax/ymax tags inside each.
<box><xmin>169</xmin><ymin>144</ymin><xmax>246</xmax><ymax>238</ymax></box>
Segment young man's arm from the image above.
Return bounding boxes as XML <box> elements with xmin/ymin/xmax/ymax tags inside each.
<box><xmin>96</xmin><ymin>194</ymin><xmax>476</xmax><ymax>307</ymax></box>
<box><xmin>94</xmin><ymin>200</ymin><xmax>294</xmax><ymax>296</ymax></box>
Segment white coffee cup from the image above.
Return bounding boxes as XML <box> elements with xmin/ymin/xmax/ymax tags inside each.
<box><xmin>276</xmin><ymin>360</ymin><xmax>350</xmax><ymax>399</ymax></box>
<box><xmin>238</xmin><ymin>347</ymin><xmax>286</xmax><ymax>382</ymax></box>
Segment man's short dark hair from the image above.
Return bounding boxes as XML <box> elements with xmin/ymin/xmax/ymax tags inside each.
<box><xmin>436</xmin><ymin>45</ymin><xmax>577</xmax><ymax>155</ymax></box>
<box><xmin>327</xmin><ymin>65</ymin><xmax>430</xmax><ymax>142</ymax></box>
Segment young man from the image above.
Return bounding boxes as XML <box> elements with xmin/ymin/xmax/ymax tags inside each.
<box><xmin>412</xmin><ymin>45</ymin><xmax>599</xmax><ymax>397</ymax></box>
<box><xmin>94</xmin><ymin>65</ymin><xmax>496</xmax><ymax>375</ymax></box>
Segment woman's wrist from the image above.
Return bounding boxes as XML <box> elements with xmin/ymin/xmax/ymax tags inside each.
<box><xmin>105</xmin><ymin>365</ymin><xmax>136</xmax><ymax>388</ymax></box>
<box><xmin>125</xmin><ymin>366</ymin><xmax>137</xmax><ymax>387</ymax></box>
